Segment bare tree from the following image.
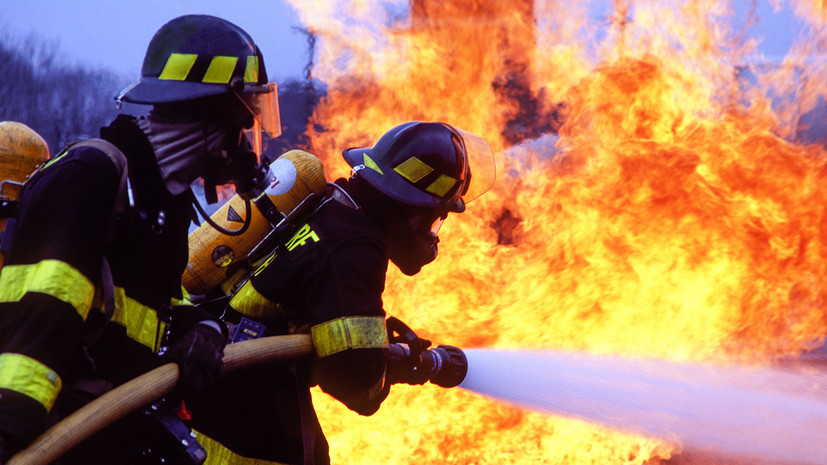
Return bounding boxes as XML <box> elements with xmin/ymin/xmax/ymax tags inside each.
<box><xmin>0</xmin><ymin>29</ymin><xmax>129</xmax><ymax>153</ymax></box>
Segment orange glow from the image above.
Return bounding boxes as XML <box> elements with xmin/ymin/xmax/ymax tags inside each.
<box><xmin>285</xmin><ymin>0</ymin><xmax>827</xmax><ymax>463</ymax></box>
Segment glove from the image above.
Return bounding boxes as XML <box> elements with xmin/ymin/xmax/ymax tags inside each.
<box><xmin>161</xmin><ymin>321</ymin><xmax>226</xmax><ymax>400</ymax></box>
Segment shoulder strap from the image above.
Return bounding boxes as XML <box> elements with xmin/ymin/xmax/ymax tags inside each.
<box><xmin>67</xmin><ymin>138</ymin><xmax>129</xmax><ymax>348</ymax></box>
<box><xmin>69</xmin><ymin>138</ymin><xmax>129</xmax><ymax>220</ymax></box>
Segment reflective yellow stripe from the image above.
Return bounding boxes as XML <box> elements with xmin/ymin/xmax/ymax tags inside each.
<box><xmin>195</xmin><ymin>430</ymin><xmax>289</xmax><ymax>465</ymax></box>
<box><xmin>158</xmin><ymin>53</ymin><xmax>197</xmax><ymax>81</ymax></box>
<box><xmin>363</xmin><ymin>154</ymin><xmax>383</xmax><ymax>174</ymax></box>
<box><xmin>91</xmin><ymin>287</ymin><xmax>165</xmax><ymax>351</ymax></box>
<box><xmin>172</xmin><ymin>286</ymin><xmax>192</xmax><ymax>307</ymax></box>
<box><xmin>110</xmin><ymin>288</ymin><xmax>165</xmax><ymax>351</ymax></box>
<box><xmin>244</xmin><ymin>56</ymin><xmax>259</xmax><ymax>83</ymax></box>
<box><xmin>0</xmin><ymin>260</ymin><xmax>94</xmax><ymax>320</ymax></box>
<box><xmin>311</xmin><ymin>316</ymin><xmax>388</xmax><ymax>358</ymax></box>
<box><xmin>394</xmin><ymin>156</ymin><xmax>433</xmax><ymax>183</ymax></box>
<box><xmin>228</xmin><ymin>281</ymin><xmax>285</xmax><ymax>319</ymax></box>
<box><xmin>203</xmin><ymin>56</ymin><xmax>239</xmax><ymax>83</ymax></box>
<box><xmin>0</xmin><ymin>353</ymin><xmax>62</xmax><ymax>412</ymax></box>
<box><xmin>425</xmin><ymin>174</ymin><xmax>458</xmax><ymax>197</ymax></box>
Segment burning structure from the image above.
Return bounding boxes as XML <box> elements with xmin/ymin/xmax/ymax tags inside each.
<box><xmin>280</xmin><ymin>0</ymin><xmax>827</xmax><ymax>463</ymax></box>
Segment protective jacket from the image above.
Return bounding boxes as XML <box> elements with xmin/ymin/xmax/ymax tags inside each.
<box><xmin>188</xmin><ymin>180</ymin><xmax>391</xmax><ymax>465</ymax></box>
<box><xmin>0</xmin><ymin>115</ymin><xmax>214</xmax><ymax>462</ymax></box>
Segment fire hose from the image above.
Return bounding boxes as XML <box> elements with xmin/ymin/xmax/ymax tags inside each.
<box><xmin>8</xmin><ymin>334</ymin><xmax>314</xmax><ymax>465</ymax></box>
<box><xmin>8</xmin><ymin>320</ymin><xmax>467</xmax><ymax>465</ymax></box>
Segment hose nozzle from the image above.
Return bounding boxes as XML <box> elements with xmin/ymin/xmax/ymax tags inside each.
<box><xmin>420</xmin><ymin>344</ymin><xmax>468</xmax><ymax>388</ymax></box>
<box><xmin>385</xmin><ymin>317</ymin><xmax>468</xmax><ymax>388</ymax></box>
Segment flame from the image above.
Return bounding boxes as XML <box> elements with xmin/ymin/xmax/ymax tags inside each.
<box><xmin>283</xmin><ymin>0</ymin><xmax>827</xmax><ymax>463</ymax></box>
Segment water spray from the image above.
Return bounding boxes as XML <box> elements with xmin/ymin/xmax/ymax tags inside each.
<box><xmin>459</xmin><ymin>348</ymin><xmax>827</xmax><ymax>464</ymax></box>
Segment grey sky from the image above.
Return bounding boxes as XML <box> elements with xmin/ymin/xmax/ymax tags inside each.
<box><xmin>0</xmin><ymin>1</ymin><xmax>813</xmax><ymax>83</ymax></box>
<box><xmin>0</xmin><ymin>0</ymin><xmax>310</xmax><ymax>80</ymax></box>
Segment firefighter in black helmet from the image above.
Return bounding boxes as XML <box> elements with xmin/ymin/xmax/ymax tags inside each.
<box><xmin>0</xmin><ymin>15</ymin><xmax>279</xmax><ymax>464</ymax></box>
<box><xmin>184</xmin><ymin>121</ymin><xmax>495</xmax><ymax>465</ymax></box>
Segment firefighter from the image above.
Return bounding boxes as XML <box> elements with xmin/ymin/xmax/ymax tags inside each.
<box><xmin>0</xmin><ymin>14</ymin><xmax>280</xmax><ymax>464</ymax></box>
<box><xmin>186</xmin><ymin>121</ymin><xmax>496</xmax><ymax>464</ymax></box>
<box><xmin>0</xmin><ymin>121</ymin><xmax>50</xmax><ymax>269</ymax></box>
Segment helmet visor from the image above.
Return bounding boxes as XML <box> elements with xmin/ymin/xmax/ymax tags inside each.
<box><xmin>237</xmin><ymin>81</ymin><xmax>282</xmax><ymax>156</ymax></box>
<box><xmin>453</xmin><ymin>127</ymin><xmax>496</xmax><ymax>204</ymax></box>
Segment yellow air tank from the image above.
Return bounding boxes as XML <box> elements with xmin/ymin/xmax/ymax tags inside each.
<box><xmin>0</xmin><ymin>122</ymin><xmax>50</xmax><ymax>269</ymax></box>
<box><xmin>184</xmin><ymin>150</ymin><xmax>327</xmax><ymax>295</ymax></box>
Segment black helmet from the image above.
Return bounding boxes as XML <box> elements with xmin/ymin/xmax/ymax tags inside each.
<box><xmin>118</xmin><ymin>14</ymin><xmax>269</xmax><ymax>104</ymax></box>
<box><xmin>342</xmin><ymin>122</ymin><xmax>495</xmax><ymax>214</ymax></box>
<box><xmin>117</xmin><ymin>14</ymin><xmax>281</xmax><ymax>151</ymax></box>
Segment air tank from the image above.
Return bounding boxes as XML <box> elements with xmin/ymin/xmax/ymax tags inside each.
<box><xmin>0</xmin><ymin>122</ymin><xmax>50</xmax><ymax>269</ymax></box>
<box><xmin>183</xmin><ymin>150</ymin><xmax>326</xmax><ymax>295</ymax></box>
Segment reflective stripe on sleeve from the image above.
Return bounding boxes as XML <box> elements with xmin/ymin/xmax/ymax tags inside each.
<box><xmin>195</xmin><ymin>430</ymin><xmax>289</xmax><ymax>465</ymax></box>
<box><xmin>311</xmin><ymin>316</ymin><xmax>389</xmax><ymax>358</ymax></box>
<box><xmin>229</xmin><ymin>281</ymin><xmax>285</xmax><ymax>319</ymax></box>
<box><xmin>0</xmin><ymin>353</ymin><xmax>62</xmax><ymax>412</ymax></box>
<box><xmin>0</xmin><ymin>260</ymin><xmax>94</xmax><ymax>320</ymax></box>
<box><xmin>93</xmin><ymin>287</ymin><xmax>166</xmax><ymax>351</ymax></box>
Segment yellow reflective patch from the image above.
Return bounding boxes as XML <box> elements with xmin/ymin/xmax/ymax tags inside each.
<box><xmin>363</xmin><ymin>154</ymin><xmax>383</xmax><ymax>175</ymax></box>
<box><xmin>203</xmin><ymin>56</ymin><xmax>239</xmax><ymax>84</ymax></box>
<box><xmin>0</xmin><ymin>353</ymin><xmax>62</xmax><ymax>412</ymax></box>
<box><xmin>425</xmin><ymin>174</ymin><xmax>458</xmax><ymax>197</ymax></box>
<box><xmin>158</xmin><ymin>53</ymin><xmax>198</xmax><ymax>81</ymax></box>
<box><xmin>394</xmin><ymin>157</ymin><xmax>433</xmax><ymax>183</ymax></box>
<box><xmin>0</xmin><ymin>260</ymin><xmax>94</xmax><ymax>320</ymax></box>
<box><xmin>244</xmin><ymin>56</ymin><xmax>259</xmax><ymax>83</ymax></box>
<box><xmin>172</xmin><ymin>285</ymin><xmax>192</xmax><ymax>307</ymax></box>
<box><xmin>311</xmin><ymin>316</ymin><xmax>389</xmax><ymax>358</ymax></box>
<box><xmin>38</xmin><ymin>150</ymin><xmax>68</xmax><ymax>172</ymax></box>
<box><xmin>195</xmin><ymin>430</ymin><xmax>289</xmax><ymax>465</ymax></box>
<box><xmin>229</xmin><ymin>281</ymin><xmax>284</xmax><ymax>319</ymax></box>
<box><xmin>93</xmin><ymin>287</ymin><xmax>166</xmax><ymax>351</ymax></box>
<box><xmin>285</xmin><ymin>224</ymin><xmax>319</xmax><ymax>251</ymax></box>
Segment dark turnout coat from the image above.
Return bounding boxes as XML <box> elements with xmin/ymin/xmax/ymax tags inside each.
<box><xmin>0</xmin><ymin>115</ymin><xmax>213</xmax><ymax>463</ymax></box>
<box><xmin>188</xmin><ymin>183</ymin><xmax>392</xmax><ymax>465</ymax></box>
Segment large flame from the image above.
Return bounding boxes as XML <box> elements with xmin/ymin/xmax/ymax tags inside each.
<box><xmin>283</xmin><ymin>0</ymin><xmax>827</xmax><ymax>463</ymax></box>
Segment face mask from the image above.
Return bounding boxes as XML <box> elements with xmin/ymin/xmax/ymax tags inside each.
<box><xmin>385</xmin><ymin>209</ymin><xmax>444</xmax><ymax>276</ymax></box>
<box><xmin>202</xmin><ymin>131</ymin><xmax>266</xmax><ymax>203</ymax></box>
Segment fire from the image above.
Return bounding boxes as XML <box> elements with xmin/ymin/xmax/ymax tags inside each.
<box><xmin>284</xmin><ymin>0</ymin><xmax>827</xmax><ymax>463</ymax></box>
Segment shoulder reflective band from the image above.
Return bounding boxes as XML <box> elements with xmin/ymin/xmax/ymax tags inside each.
<box><xmin>311</xmin><ymin>316</ymin><xmax>389</xmax><ymax>358</ymax></box>
<box><xmin>228</xmin><ymin>280</ymin><xmax>287</xmax><ymax>319</ymax></box>
<box><xmin>194</xmin><ymin>430</ymin><xmax>289</xmax><ymax>465</ymax></box>
<box><xmin>92</xmin><ymin>286</ymin><xmax>166</xmax><ymax>351</ymax></box>
<box><xmin>0</xmin><ymin>260</ymin><xmax>94</xmax><ymax>320</ymax></box>
<box><xmin>0</xmin><ymin>353</ymin><xmax>62</xmax><ymax>413</ymax></box>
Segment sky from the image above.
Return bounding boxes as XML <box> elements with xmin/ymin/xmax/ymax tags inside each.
<box><xmin>0</xmin><ymin>0</ymin><xmax>810</xmax><ymax>86</ymax></box>
<box><xmin>0</xmin><ymin>0</ymin><xmax>310</xmax><ymax>81</ymax></box>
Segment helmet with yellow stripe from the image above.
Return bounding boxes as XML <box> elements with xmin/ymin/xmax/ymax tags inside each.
<box><xmin>343</xmin><ymin>122</ymin><xmax>496</xmax><ymax>275</ymax></box>
<box><xmin>117</xmin><ymin>14</ymin><xmax>280</xmax><ymax>142</ymax></box>
<box><xmin>342</xmin><ymin>122</ymin><xmax>495</xmax><ymax>215</ymax></box>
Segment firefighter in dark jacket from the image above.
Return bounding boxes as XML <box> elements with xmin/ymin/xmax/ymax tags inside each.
<box><xmin>0</xmin><ymin>15</ymin><xmax>281</xmax><ymax>464</ymax></box>
<box><xmin>187</xmin><ymin>121</ymin><xmax>496</xmax><ymax>465</ymax></box>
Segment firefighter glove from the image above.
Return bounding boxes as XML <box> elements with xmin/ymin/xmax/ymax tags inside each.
<box><xmin>161</xmin><ymin>321</ymin><xmax>226</xmax><ymax>400</ymax></box>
